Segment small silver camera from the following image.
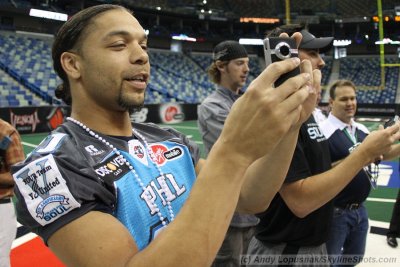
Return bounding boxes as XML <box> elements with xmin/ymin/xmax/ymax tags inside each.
<box><xmin>263</xmin><ymin>37</ymin><xmax>300</xmax><ymax>87</ymax></box>
<box><xmin>384</xmin><ymin>115</ymin><xmax>399</xmax><ymax>128</ymax></box>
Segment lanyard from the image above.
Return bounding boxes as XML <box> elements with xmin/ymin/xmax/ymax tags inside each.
<box><xmin>343</xmin><ymin>127</ymin><xmax>357</xmax><ymax>144</ymax></box>
<box><xmin>344</xmin><ymin>126</ymin><xmax>378</xmax><ymax>189</ymax></box>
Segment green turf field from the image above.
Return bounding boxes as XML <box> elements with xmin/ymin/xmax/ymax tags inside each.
<box><xmin>20</xmin><ymin>120</ymin><xmax>398</xmax><ymax>223</ymax></box>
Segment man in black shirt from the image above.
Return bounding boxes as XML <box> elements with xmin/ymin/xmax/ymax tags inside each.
<box><xmin>246</xmin><ymin>26</ymin><xmax>400</xmax><ymax>267</ymax></box>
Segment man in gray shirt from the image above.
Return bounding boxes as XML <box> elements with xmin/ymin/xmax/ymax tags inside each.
<box><xmin>198</xmin><ymin>40</ymin><xmax>258</xmax><ymax>266</ymax></box>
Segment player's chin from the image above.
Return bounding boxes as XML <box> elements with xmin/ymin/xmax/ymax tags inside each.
<box><xmin>118</xmin><ymin>94</ymin><xmax>145</xmax><ymax>112</ymax></box>
<box><xmin>129</xmin><ymin>96</ymin><xmax>145</xmax><ymax>109</ymax></box>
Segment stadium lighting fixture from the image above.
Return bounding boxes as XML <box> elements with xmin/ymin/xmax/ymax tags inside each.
<box><xmin>239</xmin><ymin>38</ymin><xmax>263</xmax><ymax>45</ymax></box>
<box><xmin>333</xmin><ymin>40</ymin><xmax>352</xmax><ymax>46</ymax></box>
<box><xmin>29</xmin><ymin>8</ymin><xmax>67</xmax><ymax>21</ymax></box>
<box><xmin>375</xmin><ymin>38</ymin><xmax>400</xmax><ymax>45</ymax></box>
<box><xmin>240</xmin><ymin>17</ymin><xmax>280</xmax><ymax>24</ymax></box>
<box><xmin>172</xmin><ymin>34</ymin><xmax>196</xmax><ymax>42</ymax></box>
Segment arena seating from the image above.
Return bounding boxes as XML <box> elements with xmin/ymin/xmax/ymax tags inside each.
<box><xmin>0</xmin><ymin>31</ymin><xmax>56</xmax><ymax>104</ymax></box>
<box><xmin>0</xmin><ymin>31</ymin><xmax>399</xmax><ymax>106</ymax></box>
<box><xmin>0</xmin><ymin>69</ymin><xmax>46</xmax><ymax>107</ymax></box>
<box><xmin>338</xmin><ymin>57</ymin><xmax>399</xmax><ymax>104</ymax></box>
<box><xmin>148</xmin><ymin>50</ymin><xmax>214</xmax><ymax>103</ymax></box>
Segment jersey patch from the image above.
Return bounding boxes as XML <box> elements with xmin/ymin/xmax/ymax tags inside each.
<box><xmin>150</xmin><ymin>145</ymin><xmax>184</xmax><ymax>166</ymax></box>
<box><xmin>13</xmin><ymin>154</ymin><xmax>81</xmax><ymax>226</ymax></box>
<box><xmin>35</xmin><ymin>133</ymin><xmax>67</xmax><ymax>154</ymax></box>
<box><xmin>94</xmin><ymin>153</ymin><xmax>131</xmax><ymax>181</ymax></box>
<box><xmin>84</xmin><ymin>145</ymin><xmax>106</xmax><ymax>157</ymax></box>
<box><xmin>128</xmin><ymin>140</ymin><xmax>148</xmax><ymax>166</ymax></box>
<box><xmin>163</xmin><ymin>146</ymin><xmax>183</xmax><ymax>160</ymax></box>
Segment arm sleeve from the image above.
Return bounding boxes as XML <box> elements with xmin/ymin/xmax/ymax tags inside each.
<box><xmin>197</xmin><ymin>102</ymin><xmax>228</xmax><ymax>154</ymax></box>
<box><xmin>12</xmin><ymin>134</ymin><xmax>115</xmax><ymax>245</ymax></box>
<box><xmin>285</xmin><ymin>137</ymin><xmax>312</xmax><ymax>184</ymax></box>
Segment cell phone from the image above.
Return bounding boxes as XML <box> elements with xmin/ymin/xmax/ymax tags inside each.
<box><xmin>263</xmin><ymin>37</ymin><xmax>300</xmax><ymax>87</ymax></box>
<box><xmin>376</xmin><ymin>115</ymin><xmax>400</xmax><ymax>165</ymax></box>
<box><xmin>384</xmin><ymin>115</ymin><xmax>399</xmax><ymax>128</ymax></box>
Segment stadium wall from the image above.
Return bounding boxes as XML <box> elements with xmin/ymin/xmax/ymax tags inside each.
<box><xmin>0</xmin><ymin>103</ymin><xmax>198</xmax><ymax>134</ymax></box>
<box><xmin>1</xmin><ymin>103</ymin><xmax>399</xmax><ymax>135</ymax></box>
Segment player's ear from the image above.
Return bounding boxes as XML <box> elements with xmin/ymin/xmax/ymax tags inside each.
<box><xmin>60</xmin><ymin>51</ymin><xmax>81</xmax><ymax>80</ymax></box>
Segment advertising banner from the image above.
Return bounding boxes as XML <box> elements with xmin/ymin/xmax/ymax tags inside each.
<box><xmin>0</xmin><ymin>106</ymin><xmax>69</xmax><ymax>134</ymax></box>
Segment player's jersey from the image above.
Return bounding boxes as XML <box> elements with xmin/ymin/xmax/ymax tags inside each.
<box><xmin>12</xmin><ymin>121</ymin><xmax>200</xmax><ymax>250</ymax></box>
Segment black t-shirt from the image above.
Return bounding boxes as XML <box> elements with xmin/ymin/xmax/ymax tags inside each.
<box><xmin>255</xmin><ymin>116</ymin><xmax>333</xmax><ymax>247</ymax></box>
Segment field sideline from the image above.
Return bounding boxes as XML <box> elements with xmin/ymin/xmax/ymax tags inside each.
<box><xmin>11</xmin><ymin>119</ymin><xmax>400</xmax><ymax>266</ymax></box>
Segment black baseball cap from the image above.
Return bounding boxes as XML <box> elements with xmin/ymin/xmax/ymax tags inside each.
<box><xmin>213</xmin><ymin>40</ymin><xmax>248</xmax><ymax>61</ymax></box>
<box><xmin>300</xmin><ymin>29</ymin><xmax>334</xmax><ymax>53</ymax></box>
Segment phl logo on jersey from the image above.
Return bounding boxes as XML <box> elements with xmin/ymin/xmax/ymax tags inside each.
<box><xmin>139</xmin><ymin>173</ymin><xmax>186</xmax><ymax>215</ymax></box>
<box><xmin>13</xmin><ymin>154</ymin><xmax>81</xmax><ymax>226</ymax></box>
<box><xmin>114</xmin><ymin>171</ymin><xmax>188</xmax><ymax>250</ymax></box>
<box><xmin>149</xmin><ymin>144</ymin><xmax>184</xmax><ymax>166</ymax></box>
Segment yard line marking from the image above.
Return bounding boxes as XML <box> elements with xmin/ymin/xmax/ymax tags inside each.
<box><xmin>366</xmin><ymin>197</ymin><xmax>396</xmax><ymax>203</ymax></box>
<box><xmin>369</xmin><ymin>219</ymin><xmax>389</xmax><ymax>228</ymax></box>
<box><xmin>160</xmin><ymin>125</ymin><xmax>198</xmax><ymax>130</ymax></box>
<box><xmin>12</xmin><ymin>232</ymin><xmax>37</xmax><ymax>248</ymax></box>
<box><xmin>22</xmin><ymin>141</ymin><xmax>38</xmax><ymax>148</ymax></box>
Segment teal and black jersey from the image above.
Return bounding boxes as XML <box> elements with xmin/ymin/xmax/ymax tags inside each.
<box><xmin>12</xmin><ymin>121</ymin><xmax>200</xmax><ymax>249</ymax></box>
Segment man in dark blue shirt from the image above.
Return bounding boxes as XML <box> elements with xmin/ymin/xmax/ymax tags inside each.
<box><xmin>320</xmin><ymin>80</ymin><xmax>400</xmax><ymax>265</ymax></box>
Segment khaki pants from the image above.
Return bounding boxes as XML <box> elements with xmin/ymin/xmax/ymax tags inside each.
<box><xmin>0</xmin><ymin>200</ymin><xmax>17</xmax><ymax>267</ymax></box>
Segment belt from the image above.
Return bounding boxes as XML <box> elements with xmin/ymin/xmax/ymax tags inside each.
<box><xmin>0</xmin><ymin>198</ymin><xmax>12</xmax><ymax>204</ymax></box>
<box><xmin>336</xmin><ymin>203</ymin><xmax>361</xmax><ymax>210</ymax></box>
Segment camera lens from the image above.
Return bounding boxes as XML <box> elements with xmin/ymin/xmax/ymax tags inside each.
<box><xmin>274</xmin><ymin>42</ymin><xmax>292</xmax><ymax>60</ymax></box>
